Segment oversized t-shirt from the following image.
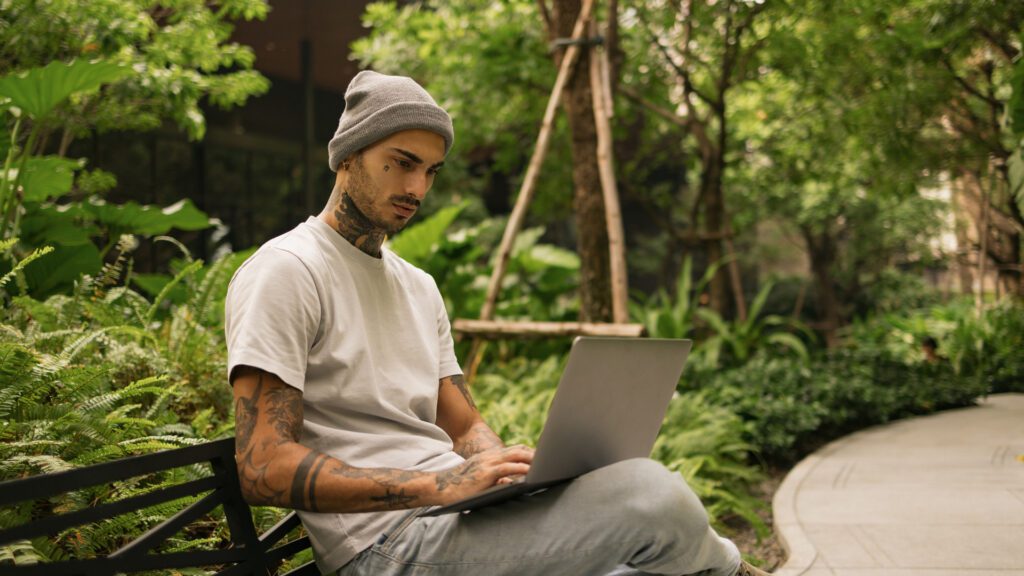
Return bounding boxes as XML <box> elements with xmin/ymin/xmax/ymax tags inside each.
<box><xmin>224</xmin><ymin>216</ymin><xmax>464</xmax><ymax>573</ymax></box>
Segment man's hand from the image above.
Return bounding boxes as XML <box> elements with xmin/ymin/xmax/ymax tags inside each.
<box><xmin>432</xmin><ymin>445</ymin><xmax>534</xmax><ymax>504</ymax></box>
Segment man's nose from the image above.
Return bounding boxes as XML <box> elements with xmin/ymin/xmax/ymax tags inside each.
<box><xmin>405</xmin><ymin>173</ymin><xmax>430</xmax><ymax>199</ymax></box>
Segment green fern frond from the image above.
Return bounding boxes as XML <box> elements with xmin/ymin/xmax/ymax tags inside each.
<box><xmin>0</xmin><ymin>244</ymin><xmax>55</xmax><ymax>292</ymax></box>
<box><xmin>1</xmin><ymin>454</ymin><xmax>74</xmax><ymax>476</ymax></box>
<box><xmin>145</xmin><ymin>260</ymin><xmax>203</xmax><ymax>326</ymax></box>
<box><xmin>34</xmin><ymin>328</ymin><xmax>116</xmax><ymax>375</ymax></box>
<box><xmin>144</xmin><ymin>384</ymin><xmax>181</xmax><ymax>421</ymax></box>
<box><xmin>0</xmin><ymin>440</ymin><xmax>64</xmax><ymax>457</ymax></box>
<box><xmin>0</xmin><ymin>540</ymin><xmax>47</xmax><ymax>566</ymax></box>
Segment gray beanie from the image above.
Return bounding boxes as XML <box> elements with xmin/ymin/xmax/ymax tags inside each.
<box><xmin>327</xmin><ymin>70</ymin><xmax>454</xmax><ymax>171</ymax></box>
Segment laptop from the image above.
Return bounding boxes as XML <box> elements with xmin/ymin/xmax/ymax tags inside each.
<box><xmin>421</xmin><ymin>336</ymin><xmax>692</xmax><ymax>516</ymax></box>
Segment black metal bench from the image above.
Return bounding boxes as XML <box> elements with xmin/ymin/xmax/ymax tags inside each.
<box><xmin>0</xmin><ymin>438</ymin><xmax>317</xmax><ymax>575</ymax></box>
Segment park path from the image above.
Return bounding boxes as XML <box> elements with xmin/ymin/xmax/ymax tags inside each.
<box><xmin>772</xmin><ymin>393</ymin><xmax>1024</xmax><ymax>576</ymax></box>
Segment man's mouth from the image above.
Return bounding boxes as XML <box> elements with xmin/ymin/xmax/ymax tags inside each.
<box><xmin>392</xmin><ymin>203</ymin><xmax>417</xmax><ymax>218</ymax></box>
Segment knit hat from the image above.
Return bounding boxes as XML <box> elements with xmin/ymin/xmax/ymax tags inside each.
<box><xmin>327</xmin><ymin>71</ymin><xmax>454</xmax><ymax>171</ymax></box>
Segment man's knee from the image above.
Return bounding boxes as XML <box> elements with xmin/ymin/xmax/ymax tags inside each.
<box><xmin>586</xmin><ymin>458</ymin><xmax>710</xmax><ymax>534</ymax></box>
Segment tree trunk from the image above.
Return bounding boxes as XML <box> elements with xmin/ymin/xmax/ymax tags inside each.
<box><xmin>701</xmin><ymin>148</ymin><xmax>727</xmax><ymax>314</ymax></box>
<box><xmin>802</xmin><ymin>225</ymin><xmax>842</xmax><ymax>348</ymax></box>
<box><xmin>553</xmin><ymin>0</ymin><xmax>612</xmax><ymax>321</ymax></box>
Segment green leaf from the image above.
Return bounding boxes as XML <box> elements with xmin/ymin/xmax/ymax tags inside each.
<box><xmin>81</xmin><ymin>198</ymin><xmax>212</xmax><ymax>235</ymax></box>
<box><xmin>767</xmin><ymin>332</ymin><xmax>810</xmax><ymax>361</ymax></box>
<box><xmin>21</xmin><ymin>242</ymin><xmax>101</xmax><ymax>297</ymax></box>
<box><xmin>0</xmin><ymin>60</ymin><xmax>129</xmax><ymax>119</ymax></box>
<box><xmin>19</xmin><ymin>204</ymin><xmax>97</xmax><ymax>246</ymax></box>
<box><xmin>522</xmin><ymin>244</ymin><xmax>580</xmax><ymax>271</ymax></box>
<box><xmin>132</xmin><ymin>273</ymin><xmax>187</xmax><ymax>304</ymax></box>
<box><xmin>388</xmin><ymin>202</ymin><xmax>467</xmax><ymax>266</ymax></box>
<box><xmin>1009</xmin><ymin>49</ymin><xmax>1024</xmax><ymax>134</ymax></box>
<box><xmin>16</xmin><ymin>156</ymin><xmax>83</xmax><ymax>202</ymax></box>
<box><xmin>1009</xmin><ymin>148</ymin><xmax>1024</xmax><ymax>207</ymax></box>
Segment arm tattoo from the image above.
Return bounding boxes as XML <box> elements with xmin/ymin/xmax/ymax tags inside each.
<box><xmin>370</xmin><ymin>488</ymin><xmax>418</xmax><ymax>508</ymax></box>
<box><xmin>444</xmin><ymin>374</ymin><xmax>477</xmax><ymax>411</ymax></box>
<box><xmin>453</xmin><ymin>422</ymin><xmax>504</xmax><ymax>458</ymax></box>
<box><xmin>265</xmin><ymin>385</ymin><xmax>303</xmax><ymax>443</ymax></box>
<box><xmin>237</xmin><ymin>446</ymin><xmax>288</xmax><ymax>506</ymax></box>
<box><xmin>234</xmin><ymin>372</ymin><xmax>263</xmax><ymax>452</ymax></box>
<box><xmin>435</xmin><ymin>459</ymin><xmax>479</xmax><ymax>492</ymax></box>
<box><xmin>290</xmin><ymin>451</ymin><xmax>320</xmax><ymax>509</ymax></box>
<box><xmin>307</xmin><ymin>455</ymin><xmax>329</xmax><ymax>512</ymax></box>
<box><xmin>328</xmin><ymin>465</ymin><xmax>425</xmax><ymax>510</ymax></box>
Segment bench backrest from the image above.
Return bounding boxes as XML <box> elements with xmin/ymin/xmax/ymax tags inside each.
<box><xmin>0</xmin><ymin>438</ymin><xmax>316</xmax><ymax>576</ymax></box>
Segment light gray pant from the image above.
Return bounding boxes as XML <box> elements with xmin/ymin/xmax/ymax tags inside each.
<box><xmin>336</xmin><ymin>458</ymin><xmax>742</xmax><ymax>576</ymax></box>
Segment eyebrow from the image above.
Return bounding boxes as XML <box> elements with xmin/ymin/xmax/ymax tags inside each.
<box><xmin>391</xmin><ymin>147</ymin><xmax>445</xmax><ymax>170</ymax></box>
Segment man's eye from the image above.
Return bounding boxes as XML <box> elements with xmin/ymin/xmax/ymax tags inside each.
<box><xmin>397</xmin><ymin>159</ymin><xmax>412</xmax><ymax>169</ymax></box>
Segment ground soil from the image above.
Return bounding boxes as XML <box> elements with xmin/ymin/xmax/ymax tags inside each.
<box><xmin>723</xmin><ymin>468</ymin><xmax>788</xmax><ymax>572</ymax></box>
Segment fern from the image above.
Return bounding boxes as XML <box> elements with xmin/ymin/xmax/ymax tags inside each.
<box><xmin>0</xmin><ymin>241</ymin><xmax>55</xmax><ymax>293</ymax></box>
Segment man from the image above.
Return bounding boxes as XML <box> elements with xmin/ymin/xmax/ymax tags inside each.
<box><xmin>225</xmin><ymin>70</ymin><xmax>769</xmax><ymax>576</ymax></box>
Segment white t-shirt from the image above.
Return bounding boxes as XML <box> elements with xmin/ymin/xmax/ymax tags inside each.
<box><xmin>224</xmin><ymin>216</ymin><xmax>464</xmax><ymax>573</ymax></box>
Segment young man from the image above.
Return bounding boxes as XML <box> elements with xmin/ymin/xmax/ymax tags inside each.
<box><xmin>225</xmin><ymin>70</ymin><xmax>768</xmax><ymax>576</ymax></box>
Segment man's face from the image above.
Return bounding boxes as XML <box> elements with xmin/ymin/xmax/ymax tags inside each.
<box><xmin>343</xmin><ymin>129</ymin><xmax>446</xmax><ymax>235</ymax></box>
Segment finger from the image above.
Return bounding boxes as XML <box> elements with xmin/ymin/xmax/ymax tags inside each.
<box><xmin>491</xmin><ymin>462</ymin><xmax>530</xmax><ymax>479</ymax></box>
<box><xmin>499</xmin><ymin>447</ymin><xmax>534</xmax><ymax>464</ymax></box>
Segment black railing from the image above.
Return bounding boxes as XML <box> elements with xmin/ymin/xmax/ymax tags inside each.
<box><xmin>0</xmin><ymin>438</ymin><xmax>317</xmax><ymax>576</ymax></box>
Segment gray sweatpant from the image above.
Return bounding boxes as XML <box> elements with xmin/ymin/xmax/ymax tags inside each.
<box><xmin>336</xmin><ymin>458</ymin><xmax>742</xmax><ymax>576</ymax></box>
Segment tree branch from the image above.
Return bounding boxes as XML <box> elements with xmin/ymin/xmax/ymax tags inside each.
<box><xmin>640</xmin><ymin>13</ymin><xmax>719</xmax><ymax>109</ymax></box>
<box><xmin>941</xmin><ymin>57</ymin><xmax>1001</xmax><ymax>109</ymax></box>
<box><xmin>536</xmin><ymin>0</ymin><xmax>555</xmax><ymax>42</ymax></box>
<box><xmin>972</xmin><ymin>25</ymin><xmax>1020</xmax><ymax>62</ymax></box>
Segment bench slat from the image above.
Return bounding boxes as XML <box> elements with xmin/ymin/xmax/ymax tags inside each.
<box><xmin>110</xmin><ymin>488</ymin><xmax>224</xmax><ymax>559</ymax></box>
<box><xmin>0</xmin><ymin>549</ymin><xmax>247</xmax><ymax>576</ymax></box>
<box><xmin>0</xmin><ymin>475</ymin><xmax>220</xmax><ymax>546</ymax></box>
<box><xmin>0</xmin><ymin>438</ymin><xmax>236</xmax><ymax>506</ymax></box>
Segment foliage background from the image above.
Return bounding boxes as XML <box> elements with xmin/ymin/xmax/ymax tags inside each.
<box><xmin>0</xmin><ymin>0</ymin><xmax>1023</xmax><ymax>572</ymax></box>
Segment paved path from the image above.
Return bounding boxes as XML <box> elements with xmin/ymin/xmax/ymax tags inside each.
<box><xmin>773</xmin><ymin>393</ymin><xmax>1024</xmax><ymax>576</ymax></box>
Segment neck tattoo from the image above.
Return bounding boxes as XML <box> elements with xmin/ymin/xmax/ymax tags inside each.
<box><xmin>333</xmin><ymin>193</ymin><xmax>386</xmax><ymax>258</ymax></box>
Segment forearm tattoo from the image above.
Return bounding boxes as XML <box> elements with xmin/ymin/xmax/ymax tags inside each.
<box><xmin>328</xmin><ymin>465</ymin><xmax>424</xmax><ymax>511</ymax></box>
<box><xmin>453</xmin><ymin>422</ymin><xmax>504</xmax><ymax>458</ymax></box>
<box><xmin>445</xmin><ymin>374</ymin><xmax>477</xmax><ymax>411</ymax></box>
<box><xmin>236</xmin><ymin>370</ymin><xmax>435</xmax><ymax>512</ymax></box>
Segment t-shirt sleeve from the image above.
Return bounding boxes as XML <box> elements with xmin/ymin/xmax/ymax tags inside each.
<box><xmin>431</xmin><ymin>278</ymin><xmax>462</xmax><ymax>380</ymax></box>
<box><xmin>224</xmin><ymin>247</ymin><xmax>321</xmax><ymax>391</ymax></box>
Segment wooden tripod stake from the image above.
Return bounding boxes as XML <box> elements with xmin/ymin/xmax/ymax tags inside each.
<box><xmin>462</xmin><ymin>0</ymin><xmax>637</xmax><ymax>382</ymax></box>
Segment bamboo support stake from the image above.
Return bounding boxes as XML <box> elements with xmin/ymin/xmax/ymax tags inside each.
<box><xmin>589</xmin><ymin>26</ymin><xmax>629</xmax><ymax>324</ymax></box>
<box><xmin>976</xmin><ymin>166</ymin><xmax>992</xmax><ymax>316</ymax></box>
<box><xmin>462</xmin><ymin>0</ymin><xmax>596</xmax><ymax>379</ymax></box>
<box><xmin>455</xmin><ymin>319</ymin><xmax>645</xmax><ymax>339</ymax></box>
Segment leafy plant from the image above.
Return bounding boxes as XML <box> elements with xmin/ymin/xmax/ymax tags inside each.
<box><xmin>694</xmin><ymin>281</ymin><xmax>813</xmax><ymax>371</ymax></box>
<box><xmin>631</xmin><ymin>256</ymin><xmax>722</xmax><ymax>340</ymax></box>
<box><xmin>0</xmin><ymin>59</ymin><xmax>216</xmax><ymax>299</ymax></box>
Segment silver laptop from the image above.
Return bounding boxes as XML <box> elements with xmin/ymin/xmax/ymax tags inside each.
<box><xmin>422</xmin><ymin>336</ymin><xmax>692</xmax><ymax>516</ymax></box>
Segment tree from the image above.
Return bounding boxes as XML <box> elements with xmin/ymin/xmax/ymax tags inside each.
<box><xmin>624</xmin><ymin>0</ymin><xmax>778</xmax><ymax>316</ymax></box>
<box><xmin>0</xmin><ymin>0</ymin><xmax>270</xmax><ymax>149</ymax></box>
<box><xmin>0</xmin><ymin>1</ymin><xmax>270</xmax><ymax>296</ymax></box>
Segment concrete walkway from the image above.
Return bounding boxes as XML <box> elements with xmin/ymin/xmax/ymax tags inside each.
<box><xmin>772</xmin><ymin>393</ymin><xmax>1024</xmax><ymax>576</ymax></box>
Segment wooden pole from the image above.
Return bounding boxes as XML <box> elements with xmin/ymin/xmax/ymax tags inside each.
<box><xmin>976</xmin><ymin>165</ymin><xmax>992</xmax><ymax>316</ymax></box>
<box><xmin>589</xmin><ymin>22</ymin><xmax>629</xmax><ymax>324</ymax></box>
<box><xmin>463</xmin><ymin>0</ymin><xmax>595</xmax><ymax>379</ymax></box>
<box><xmin>455</xmin><ymin>319</ymin><xmax>645</xmax><ymax>339</ymax></box>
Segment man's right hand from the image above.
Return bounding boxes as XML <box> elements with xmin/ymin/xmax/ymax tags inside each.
<box><xmin>432</xmin><ymin>445</ymin><xmax>534</xmax><ymax>504</ymax></box>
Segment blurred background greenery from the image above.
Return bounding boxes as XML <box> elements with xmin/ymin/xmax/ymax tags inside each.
<box><xmin>1</xmin><ymin>0</ymin><xmax>1022</xmax><ymax>571</ymax></box>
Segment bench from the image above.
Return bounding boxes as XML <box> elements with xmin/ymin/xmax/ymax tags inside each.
<box><xmin>0</xmin><ymin>438</ymin><xmax>316</xmax><ymax>575</ymax></box>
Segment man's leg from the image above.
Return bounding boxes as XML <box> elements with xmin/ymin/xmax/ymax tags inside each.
<box><xmin>337</xmin><ymin>458</ymin><xmax>742</xmax><ymax>576</ymax></box>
